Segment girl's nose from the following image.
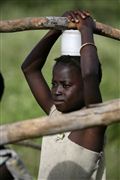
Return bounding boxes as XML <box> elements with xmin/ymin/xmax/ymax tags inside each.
<box><xmin>55</xmin><ymin>85</ymin><xmax>63</xmax><ymax>95</ymax></box>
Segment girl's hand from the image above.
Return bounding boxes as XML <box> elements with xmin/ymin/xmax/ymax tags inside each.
<box><xmin>62</xmin><ymin>10</ymin><xmax>95</xmax><ymax>32</ymax></box>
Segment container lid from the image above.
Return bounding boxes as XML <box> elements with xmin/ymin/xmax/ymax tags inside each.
<box><xmin>61</xmin><ymin>30</ymin><xmax>81</xmax><ymax>56</ymax></box>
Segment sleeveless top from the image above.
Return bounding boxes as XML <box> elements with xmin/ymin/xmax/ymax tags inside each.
<box><xmin>38</xmin><ymin>105</ymin><xmax>106</xmax><ymax>180</ymax></box>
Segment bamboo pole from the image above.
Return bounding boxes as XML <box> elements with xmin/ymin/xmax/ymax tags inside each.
<box><xmin>0</xmin><ymin>17</ymin><xmax>120</xmax><ymax>40</ymax></box>
<box><xmin>0</xmin><ymin>99</ymin><xmax>120</xmax><ymax>145</ymax></box>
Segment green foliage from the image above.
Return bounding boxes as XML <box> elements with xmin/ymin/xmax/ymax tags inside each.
<box><xmin>1</xmin><ymin>1</ymin><xmax>120</xmax><ymax>179</ymax></box>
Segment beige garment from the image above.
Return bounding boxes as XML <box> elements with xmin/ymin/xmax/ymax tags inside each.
<box><xmin>38</xmin><ymin>106</ymin><xmax>106</xmax><ymax>180</ymax></box>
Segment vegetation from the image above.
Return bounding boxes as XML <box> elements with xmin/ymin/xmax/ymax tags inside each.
<box><xmin>1</xmin><ymin>0</ymin><xmax>120</xmax><ymax>179</ymax></box>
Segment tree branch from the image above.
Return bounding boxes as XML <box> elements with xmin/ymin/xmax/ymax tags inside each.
<box><xmin>0</xmin><ymin>17</ymin><xmax>120</xmax><ymax>40</ymax></box>
<box><xmin>14</xmin><ymin>140</ymin><xmax>41</xmax><ymax>150</ymax></box>
<box><xmin>0</xmin><ymin>99</ymin><xmax>120</xmax><ymax>145</ymax></box>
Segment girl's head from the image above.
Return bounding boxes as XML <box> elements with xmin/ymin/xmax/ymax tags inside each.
<box><xmin>51</xmin><ymin>56</ymin><xmax>83</xmax><ymax>113</ymax></box>
<box><xmin>51</xmin><ymin>55</ymin><xmax>102</xmax><ymax>113</ymax></box>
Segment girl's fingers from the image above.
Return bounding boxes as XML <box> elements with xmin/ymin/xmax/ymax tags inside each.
<box><xmin>66</xmin><ymin>10</ymin><xmax>91</xmax><ymax>23</ymax></box>
<box><xmin>74</xmin><ymin>10</ymin><xmax>85</xmax><ymax>19</ymax></box>
<box><xmin>71</xmin><ymin>12</ymin><xmax>78</xmax><ymax>22</ymax></box>
<box><xmin>74</xmin><ymin>10</ymin><xmax>90</xmax><ymax>19</ymax></box>
<box><xmin>82</xmin><ymin>10</ymin><xmax>90</xmax><ymax>17</ymax></box>
<box><xmin>68</xmin><ymin>11</ymin><xmax>79</xmax><ymax>22</ymax></box>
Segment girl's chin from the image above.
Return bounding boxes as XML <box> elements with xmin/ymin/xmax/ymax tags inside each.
<box><xmin>55</xmin><ymin>105</ymin><xmax>67</xmax><ymax>113</ymax></box>
<box><xmin>55</xmin><ymin>105</ymin><xmax>71</xmax><ymax>113</ymax></box>
<box><xmin>55</xmin><ymin>104</ymin><xmax>83</xmax><ymax>113</ymax></box>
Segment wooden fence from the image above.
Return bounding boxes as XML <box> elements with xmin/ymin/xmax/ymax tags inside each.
<box><xmin>0</xmin><ymin>17</ymin><xmax>120</xmax><ymax>146</ymax></box>
<box><xmin>1</xmin><ymin>99</ymin><xmax>120</xmax><ymax>145</ymax></box>
<box><xmin>0</xmin><ymin>17</ymin><xmax>120</xmax><ymax>40</ymax></box>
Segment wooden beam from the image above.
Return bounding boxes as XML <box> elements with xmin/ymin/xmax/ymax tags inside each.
<box><xmin>0</xmin><ymin>17</ymin><xmax>120</xmax><ymax>40</ymax></box>
<box><xmin>0</xmin><ymin>99</ymin><xmax>120</xmax><ymax>145</ymax></box>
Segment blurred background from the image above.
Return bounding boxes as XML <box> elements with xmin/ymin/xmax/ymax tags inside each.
<box><xmin>0</xmin><ymin>0</ymin><xmax>120</xmax><ymax>179</ymax></box>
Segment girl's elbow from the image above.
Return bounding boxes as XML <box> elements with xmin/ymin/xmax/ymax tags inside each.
<box><xmin>21</xmin><ymin>61</ymin><xmax>30</xmax><ymax>75</ymax></box>
<box><xmin>21</xmin><ymin>63</ymin><xmax>26</xmax><ymax>73</ymax></box>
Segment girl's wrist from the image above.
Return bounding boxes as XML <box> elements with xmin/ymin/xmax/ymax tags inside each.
<box><xmin>80</xmin><ymin>27</ymin><xmax>94</xmax><ymax>44</ymax></box>
<box><xmin>80</xmin><ymin>26</ymin><xmax>93</xmax><ymax>34</ymax></box>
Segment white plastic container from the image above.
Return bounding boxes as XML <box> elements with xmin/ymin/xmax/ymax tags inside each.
<box><xmin>61</xmin><ymin>30</ymin><xmax>81</xmax><ymax>56</ymax></box>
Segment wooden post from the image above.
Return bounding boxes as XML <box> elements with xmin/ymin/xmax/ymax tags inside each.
<box><xmin>0</xmin><ymin>17</ymin><xmax>120</xmax><ymax>40</ymax></box>
<box><xmin>0</xmin><ymin>99</ymin><xmax>120</xmax><ymax>145</ymax></box>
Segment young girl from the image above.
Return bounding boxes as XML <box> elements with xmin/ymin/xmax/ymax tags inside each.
<box><xmin>22</xmin><ymin>10</ymin><xmax>106</xmax><ymax>180</ymax></box>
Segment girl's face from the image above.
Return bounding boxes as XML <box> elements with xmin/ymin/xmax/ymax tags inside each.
<box><xmin>51</xmin><ymin>64</ymin><xmax>84</xmax><ymax>113</ymax></box>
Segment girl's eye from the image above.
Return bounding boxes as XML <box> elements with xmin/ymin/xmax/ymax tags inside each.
<box><xmin>63</xmin><ymin>84</ymin><xmax>71</xmax><ymax>88</ymax></box>
<box><xmin>51</xmin><ymin>82</ymin><xmax>57</xmax><ymax>88</ymax></box>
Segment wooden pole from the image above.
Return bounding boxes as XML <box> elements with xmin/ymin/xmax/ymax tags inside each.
<box><xmin>0</xmin><ymin>17</ymin><xmax>120</xmax><ymax>40</ymax></box>
<box><xmin>0</xmin><ymin>99</ymin><xmax>120</xmax><ymax>145</ymax></box>
<box><xmin>14</xmin><ymin>140</ymin><xmax>41</xmax><ymax>150</ymax></box>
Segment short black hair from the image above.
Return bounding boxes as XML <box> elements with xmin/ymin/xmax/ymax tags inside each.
<box><xmin>54</xmin><ymin>55</ymin><xmax>80</xmax><ymax>71</ymax></box>
<box><xmin>54</xmin><ymin>55</ymin><xmax>102</xmax><ymax>83</ymax></box>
